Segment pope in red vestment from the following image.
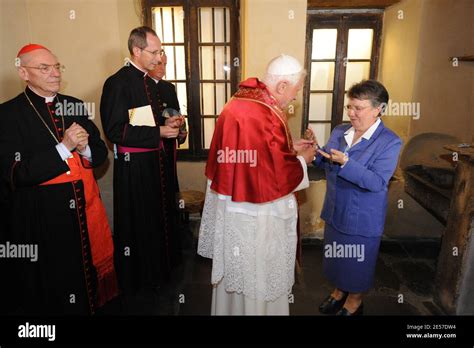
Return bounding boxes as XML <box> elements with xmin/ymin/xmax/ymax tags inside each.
<box><xmin>199</xmin><ymin>54</ymin><xmax>316</xmax><ymax>316</ymax></box>
<box><xmin>206</xmin><ymin>78</ymin><xmax>304</xmax><ymax>204</ymax></box>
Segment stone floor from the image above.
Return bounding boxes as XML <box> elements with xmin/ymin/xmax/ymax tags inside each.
<box><xmin>384</xmin><ymin>180</ymin><xmax>445</xmax><ymax>239</ymax></box>
<box><xmin>97</xmin><ymin>169</ymin><xmax>448</xmax><ymax>316</ymax></box>
<box><xmin>100</xmin><ymin>218</ymin><xmax>446</xmax><ymax>316</ymax></box>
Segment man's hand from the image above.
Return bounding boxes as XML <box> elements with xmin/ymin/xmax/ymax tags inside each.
<box><xmin>62</xmin><ymin>122</ymin><xmax>89</xmax><ymax>152</ymax></box>
<box><xmin>76</xmin><ymin>137</ymin><xmax>89</xmax><ymax>153</ymax></box>
<box><xmin>293</xmin><ymin>139</ymin><xmax>315</xmax><ymax>153</ymax></box>
<box><xmin>317</xmin><ymin>148</ymin><xmax>348</xmax><ymax>165</ymax></box>
<box><xmin>160</xmin><ymin>125</ymin><xmax>179</xmax><ymax>138</ymax></box>
<box><xmin>298</xmin><ymin>144</ymin><xmax>317</xmax><ymax>164</ymax></box>
<box><xmin>165</xmin><ymin>115</ymin><xmax>184</xmax><ymax>128</ymax></box>
<box><xmin>178</xmin><ymin>130</ymin><xmax>188</xmax><ymax>145</ymax></box>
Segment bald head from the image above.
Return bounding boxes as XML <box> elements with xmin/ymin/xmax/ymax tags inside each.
<box><xmin>149</xmin><ymin>52</ymin><xmax>168</xmax><ymax>80</ymax></box>
<box><xmin>17</xmin><ymin>48</ymin><xmax>62</xmax><ymax>97</ymax></box>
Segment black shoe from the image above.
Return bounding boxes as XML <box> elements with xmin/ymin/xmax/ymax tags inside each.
<box><xmin>336</xmin><ymin>302</ymin><xmax>364</xmax><ymax>316</ymax></box>
<box><xmin>318</xmin><ymin>292</ymin><xmax>348</xmax><ymax>314</ymax></box>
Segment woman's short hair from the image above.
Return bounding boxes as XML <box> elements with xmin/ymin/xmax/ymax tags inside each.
<box><xmin>348</xmin><ymin>79</ymin><xmax>389</xmax><ymax>115</ymax></box>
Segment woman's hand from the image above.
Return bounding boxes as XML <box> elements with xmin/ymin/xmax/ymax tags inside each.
<box><xmin>317</xmin><ymin>148</ymin><xmax>348</xmax><ymax>165</ymax></box>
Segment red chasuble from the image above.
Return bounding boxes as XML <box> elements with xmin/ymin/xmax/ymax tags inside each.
<box><xmin>205</xmin><ymin>78</ymin><xmax>303</xmax><ymax>204</ymax></box>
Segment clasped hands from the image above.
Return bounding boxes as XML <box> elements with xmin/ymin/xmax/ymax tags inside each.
<box><xmin>62</xmin><ymin>122</ymin><xmax>89</xmax><ymax>152</ymax></box>
<box><xmin>295</xmin><ymin>128</ymin><xmax>348</xmax><ymax>165</ymax></box>
<box><xmin>293</xmin><ymin>139</ymin><xmax>317</xmax><ymax>164</ymax></box>
<box><xmin>160</xmin><ymin>115</ymin><xmax>187</xmax><ymax>140</ymax></box>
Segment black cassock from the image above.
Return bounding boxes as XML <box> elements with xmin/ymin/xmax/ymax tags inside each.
<box><xmin>155</xmin><ymin>78</ymin><xmax>181</xmax><ymax>193</ymax></box>
<box><xmin>100</xmin><ymin>64</ymin><xmax>181</xmax><ymax>296</ymax></box>
<box><xmin>0</xmin><ymin>87</ymin><xmax>108</xmax><ymax>315</ymax></box>
<box><xmin>0</xmin><ymin>158</ymin><xmax>11</xmax><ymax>312</ymax></box>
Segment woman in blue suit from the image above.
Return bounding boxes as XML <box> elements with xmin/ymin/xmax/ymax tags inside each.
<box><xmin>310</xmin><ymin>80</ymin><xmax>402</xmax><ymax>316</ymax></box>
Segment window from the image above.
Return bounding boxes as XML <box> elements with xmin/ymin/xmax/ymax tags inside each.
<box><xmin>302</xmin><ymin>11</ymin><xmax>383</xmax><ymax>145</ymax></box>
<box><xmin>153</xmin><ymin>6</ymin><xmax>189</xmax><ymax>148</ymax></box>
<box><xmin>144</xmin><ymin>0</ymin><xmax>241</xmax><ymax>160</ymax></box>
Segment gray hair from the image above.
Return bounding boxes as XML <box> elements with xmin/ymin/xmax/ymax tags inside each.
<box><xmin>262</xmin><ymin>70</ymin><xmax>306</xmax><ymax>87</ymax></box>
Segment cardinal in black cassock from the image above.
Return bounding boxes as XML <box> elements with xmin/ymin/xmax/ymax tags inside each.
<box><xmin>0</xmin><ymin>44</ymin><xmax>117</xmax><ymax>315</ymax></box>
<box><xmin>100</xmin><ymin>27</ymin><xmax>183</xmax><ymax>302</ymax></box>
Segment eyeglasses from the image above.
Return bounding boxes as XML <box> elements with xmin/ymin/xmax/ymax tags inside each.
<box><xmin>141</xmin><ymin>48</ymin><xmax>165</xmax><ymax>57</ymax></box>
<box><xmin>344</xmin><ymin>104</ymin><xmax>372</xmax><ymax>112</ymax></box>
<box><xmin>21</xmin><ymin>63</ymin><xmax>65</xmax><ymax>74</ymax></box>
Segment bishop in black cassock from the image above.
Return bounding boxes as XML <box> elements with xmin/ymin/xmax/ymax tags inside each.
<box><xmin>100</xmin><ymin>27</ymin><xmax>183</xmax><ymax>302</ymax></box>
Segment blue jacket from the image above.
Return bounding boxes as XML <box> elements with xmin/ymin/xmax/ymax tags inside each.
<box><xmin>313</xmin><ymin>121</ymin><xmax>402</xmax><ymax>237</ymax></box>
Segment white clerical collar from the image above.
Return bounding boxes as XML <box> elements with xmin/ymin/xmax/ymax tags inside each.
<box><xmin>344</xmin><ymin>118</ymin><xmax>381</xmax><ymax>148</ymax></box>
<box><xmin>27</xmin><ymin>86</ymin><xmax>56</xmax><ymax>103</ymax></box>
<box><xmin>129</xmin><ymin>59</ymin><xmax>148</xmax><ymax>76</ymax></box>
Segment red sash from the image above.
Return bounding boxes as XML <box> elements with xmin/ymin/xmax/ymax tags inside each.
<box><xmin>41</xmin><ymin>152</ymin><xmax>118</xmax><ymax>308</ymax></box>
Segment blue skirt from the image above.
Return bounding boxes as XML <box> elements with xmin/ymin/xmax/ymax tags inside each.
<box><xmin>323</xmin><ymin>223</ymin><xmax>382</xmax><ymax>293</ymax></box>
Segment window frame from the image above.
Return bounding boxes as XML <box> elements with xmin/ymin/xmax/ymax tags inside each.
<box><xmin>302</xmin><ymin>11</ymin><xmax>383</xmax><ymax>139</ymax></box>
<box><xmin>143</xmin><ymin>0</ymin><xmax>241</xmax><ymax>161</ymax></box>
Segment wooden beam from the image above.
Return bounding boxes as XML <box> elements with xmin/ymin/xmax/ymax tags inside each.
<box><xmin>435</xmin><ymin>143</ymin><xmax>474</xmax><ymax>314</ymax></box>
<box><xmin>450</xmin><ymin>55</ymin><xmax>474</xmax><ymax>62</ymax></box>
<box><xmin>308</xmin><ymin>0</ymin><xmax>400</xmax><ymax>9</ymax></box>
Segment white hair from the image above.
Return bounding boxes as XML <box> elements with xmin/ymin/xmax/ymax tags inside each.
<box><xmin>262</xmin><ymin>54</ymin><xmax>306</xmax><ymax>87</ymax></box>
